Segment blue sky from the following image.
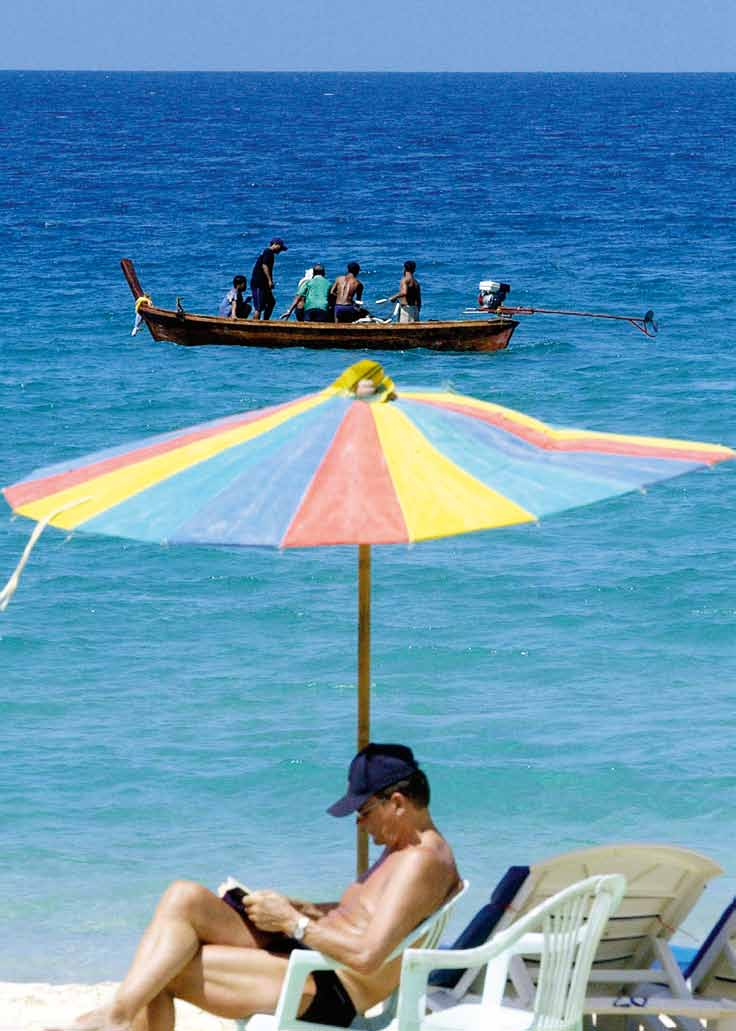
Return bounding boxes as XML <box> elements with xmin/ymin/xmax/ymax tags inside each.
<box><xmin>1</xmin><ymin>0</ymin><xmax>734</xmax><ymax>71</ymax></box>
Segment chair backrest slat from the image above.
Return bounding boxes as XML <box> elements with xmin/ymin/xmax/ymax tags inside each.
<box><xmin>520</xmin><ymin>875</ymin><xmax>626</xmax><ymax>1031</ymax></box>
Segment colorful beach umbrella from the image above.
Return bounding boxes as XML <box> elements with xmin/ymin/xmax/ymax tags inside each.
<box><xmin>3</xmin><ymin>360</ymin><xmax>734</xmax><ymax>870</ymax></box>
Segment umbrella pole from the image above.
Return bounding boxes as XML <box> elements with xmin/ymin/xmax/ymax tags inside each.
<box><xmin>357</xmin><ymin>543</ymin><xmax>371</xmax><ymax>875</ymax></box>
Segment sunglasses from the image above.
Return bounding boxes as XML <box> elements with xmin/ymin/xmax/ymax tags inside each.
<box><xmin>357</xmin><ymin>794</ymin><xmax>389</xmax><ymax>820</ymax></box>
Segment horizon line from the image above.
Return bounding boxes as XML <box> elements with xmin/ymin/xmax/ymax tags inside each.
<box><xmin>1</xmin><ymin>67</ymin><xmax>735</xmax><ymax>75</ymax></box>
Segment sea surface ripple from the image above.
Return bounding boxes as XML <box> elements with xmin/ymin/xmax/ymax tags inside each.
<box><xmin>0</xmin><ymin>72</ymin><xmax>735</xmax><ymax>980</ymax></box>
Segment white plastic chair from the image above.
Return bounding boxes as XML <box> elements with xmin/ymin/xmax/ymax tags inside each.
<box><xmin>392</xmin><ymin>874</ymin><xmax>626</xmax><ymax>1031</ymax></box>
<box><xmin>245</xmin><ymin>881</ymin><xmax>468</xmax><ymax>1031</ymax></box>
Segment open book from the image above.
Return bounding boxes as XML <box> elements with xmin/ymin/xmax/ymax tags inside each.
<box><xmin>218</xmin><ymin>876</ymin><xmax>252</xmax><ymax>919</ymax></box>
<box><xmin>217</xmin><ymin>876</ymin><xmax>251</xmax><ymax>898</ymax></box>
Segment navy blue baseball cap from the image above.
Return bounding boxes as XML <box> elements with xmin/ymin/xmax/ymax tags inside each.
<box><xmin>327</xmin><ymin>743</ymin><xmax>420</xmax><ymax>817</ymax></box>
<box><xmin>270</xmin><ymin>237</ymin><xmax>288</xmax><ymax>250</ymax></box>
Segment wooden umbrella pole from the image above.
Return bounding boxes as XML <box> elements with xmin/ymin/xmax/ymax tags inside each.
<box><xmin>356</xmin><ymin>543</ymin><xmax>371</xmax><ymax>875</ymax></box>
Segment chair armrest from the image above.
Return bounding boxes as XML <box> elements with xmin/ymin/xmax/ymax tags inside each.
<box><xmin>397</xmin><ymin>935</ymin><xmax>518</xmax><ymax>1031</ymax></box>
<box><xmin>508</xmin><ymin>932</ymin><xmax>545</xmax><ymax>956</ymax></box>
<box><xmin>400</xmin><ymin>927</ymin><xmax>544</xmax><ymax>974</ymax></box>
<box><xmin>396</xmin><ymin>921</ymin><xmax>552</xmax><ymax>1030</ymax></box>
<box><xmin>274</xmin><ymin>949</ymin><xmax>344</xmax><ymax>1031</ymax></box>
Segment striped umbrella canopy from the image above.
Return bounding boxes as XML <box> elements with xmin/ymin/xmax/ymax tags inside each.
<box><xmin>3</xmin><ymin>360</ymin><xmax>734</xmax><ymax>867</ymax></box>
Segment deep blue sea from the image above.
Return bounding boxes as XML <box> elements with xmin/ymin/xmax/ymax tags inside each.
<box><xmin>1</xmin><ymin>72</ymin><xmax>735</xmax><ymax>983</ymax></box>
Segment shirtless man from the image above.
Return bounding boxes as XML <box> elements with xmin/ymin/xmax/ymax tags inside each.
<box><xmin>58</xmin><ymin>743</ymin><xmax>460</xmax><ymax>1031</ymax></box>
<box><xmin>389</xmin><ymin>261</ymin><xmax>421</xmax><ymax>323</ymax></box>
<box><xmin>330</xmin><ymin>262</ymin><xmax>365</xmax><ymax>323</ymax></box>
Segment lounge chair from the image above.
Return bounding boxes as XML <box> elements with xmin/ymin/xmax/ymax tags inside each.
<box><xmin>425</xmin><ymin>843</ymin><xmax>726</xmax><ymax>1018</ymax></box>
<box><xmin>683</xmin><ymin>896</ymin><xmax>736</xmax><ymax>1001</ymax></box>
<box><xmin>634</xmin><ymin>897</ymin><xmax>736</xmax><ymax>1031</ymax></box>
<box><xmin>615</xmin><ymin>897</ymin><xmax>736</xmax><ymax>1031</ymax></box>
<box><xmin>392</xmin><ymin>874</ymin><xmax>626</xmax><ymax>1031</ymax></box>
<box><xmin>245</xmin><ymin>880</ymin><xmax>468</xmax><ymax>1031</ymax></box>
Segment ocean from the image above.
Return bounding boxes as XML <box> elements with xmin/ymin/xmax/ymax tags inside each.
<box><xmin>0</xmin><ymin>71</ymin><xmax>735</xmax><ymax>983</ymax></box>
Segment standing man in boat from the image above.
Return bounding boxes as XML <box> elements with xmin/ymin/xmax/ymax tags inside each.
<box><xmin>330</xmin><ymin>261</ymin><xmax>365</xmax><ymax>323</ymax></box>
<box><xmin>389</xmin><ymin>261</ymin><xmax>421</xmax><ymax>322</ymax></box>
<box><xmin>250</xmin><ymin>237</ymin><xmax>288</xmax><ymax>320</ymax></box>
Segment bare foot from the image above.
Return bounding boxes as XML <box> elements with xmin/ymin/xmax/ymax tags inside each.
<box><xmin>45</xmin><ymin>1006</ymin><xmax>132</xmax><ymax>1031</ymax></box>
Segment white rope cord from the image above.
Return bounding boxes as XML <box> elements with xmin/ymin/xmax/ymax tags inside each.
<box><xmin>0</xmin><ymin>496</ymin><xmax>93</xmax><ymax>611</ymax></box>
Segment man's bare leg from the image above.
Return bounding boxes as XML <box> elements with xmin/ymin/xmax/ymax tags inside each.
<box><xmin>53</xmin><ymin>881</ymin><xmax>266</xmax><ymax>1031</ymax></box>
<box><xmin>109</xmin><ymin>941</ymin><xmax>309</xmax><ymax>1031</ymax></box>
<box><xmin>169</xmin><ymin>943</ymin><xmax>303</xmax><ymax>1019</ymax></box>
<box><xmin>130</xmin><ymin>992</ymin><xmax>174</xmax><ymax>1031</ymax></box>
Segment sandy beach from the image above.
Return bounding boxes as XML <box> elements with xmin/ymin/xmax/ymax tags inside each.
<box><xmin>0</xmin><ymin>984</ymin><xmax>234</xmax><ymax>1031</ymax></box>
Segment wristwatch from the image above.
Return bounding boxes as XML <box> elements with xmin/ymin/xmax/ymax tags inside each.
<box><xmin>292</xmin><ymin>915</ymin><xmax>310</xmax><ymax>941</ymax></box>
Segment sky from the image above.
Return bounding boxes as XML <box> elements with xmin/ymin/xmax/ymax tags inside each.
<box><xmin>1</xmin><ymin>0</ymin><xmax>734</xmax><ymax>72</ymax></box>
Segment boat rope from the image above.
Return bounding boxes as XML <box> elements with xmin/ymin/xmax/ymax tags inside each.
<box><xmin>132</xmin><ymin>295</ymin><xmax>152</xmax><ymax>336</ymax></box>
<box><xmin>0</xmin><ymin>496</ymin><xmax>93</xmax><ymax>612</ymax></box>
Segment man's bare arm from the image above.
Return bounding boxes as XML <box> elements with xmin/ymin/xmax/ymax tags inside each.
<box><xmin>287</xmin><ymin>898</ymin><xmax>339</xmax><ymax>919</ymax></box>
<box><xmin>389</xmin><ymin>275</ymin><xmax>408</xmax><ymax>304</ymax></box>
<box><xmin>244</xmin><ymin>849</ymin><xmax>453</xmax><ymax>973</ymax></box>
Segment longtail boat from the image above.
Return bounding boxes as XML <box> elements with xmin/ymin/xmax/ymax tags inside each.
<box><xmin>121</xmin><ymin>259</ymin><xmax>518</xmax><ymax>354</ymax></box>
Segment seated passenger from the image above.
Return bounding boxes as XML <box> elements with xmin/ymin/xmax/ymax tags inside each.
<box><xmin>57</xmin><ymin>743</ymin><xmax>460</xmax><ymax>1031</ymax></box>
<box><xmin>331</xmin><ymin>262</ymin><xmax>365</xmax><ymax>323</ymax></box>
<box><xmin>219</xmin><ymin>275</ymin><xmax>252</xmax><ymax>319</ymax></box>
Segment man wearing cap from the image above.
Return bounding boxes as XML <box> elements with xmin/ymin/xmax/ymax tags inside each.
<box><xmin>250</xmin><ymin>238</ymin><xmax>288</xmax><ymax>320</ymax></box>
<box><xmin>63</xmin><ymin>744</ymin><xmax>460</xmax><ymax>1031</ymax></box>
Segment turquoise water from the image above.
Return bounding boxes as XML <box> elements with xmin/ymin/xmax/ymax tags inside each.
<box><xmin>1</xmin><ymin>72</ymin><xmax>735</xmax><ymax>982</ymax></box>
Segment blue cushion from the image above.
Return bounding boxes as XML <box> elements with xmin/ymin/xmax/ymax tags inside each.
<box><xmin>671</xmin><ymin>944</ymin><xmax>698</xmax><ymax>972</ymax></box>
<box><xmin>428</xmin><ymin>865</ymin><xmax>530</xmax><ymax>989</ymax></box>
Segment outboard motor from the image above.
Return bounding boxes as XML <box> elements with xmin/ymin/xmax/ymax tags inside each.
<box><xmin>478</xmin><ymin>280</ymin><xmax>511</xmax><ymax>310</ymax></box>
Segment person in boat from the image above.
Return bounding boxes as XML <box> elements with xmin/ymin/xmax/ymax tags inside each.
<box><xmin>389</xmin><ymin>261</ymin><xmax>421</xmax><ymax>323</ymax></box>
<box><xmin>299</xmin><ymin>263</ymin><xmax>332</xmax><ymax>322</ymax></box>
<box><xmin>281</xmin><ymin>267</ymin><xmax>313</xmax><ymax>322</ymax></box>
<box><xmin>218</xmin><ymin>275</ymin><xmax>252</xmax><ymax>320</ymax></box>
<box><xmin>330</xmin><ymin>262</ymin><xmax>365</xmax><ymax>323</ymax></box>
<box><xmin>57</xmin><ymin>743</ymin><xmax>460</xmax><ymax>1031</ymax></box>
<box><xmin>250</xmin><ymin>237</ymin><xmax>288</xmax><ymax>321</ymax></box>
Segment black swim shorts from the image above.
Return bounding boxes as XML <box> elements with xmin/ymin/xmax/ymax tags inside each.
<box><xmin>300</xmin><ymin>969</ymin><xmax>357</xmax><ymax>1028</ymax></box>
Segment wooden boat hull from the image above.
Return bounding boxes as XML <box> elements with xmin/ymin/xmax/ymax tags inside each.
<box><xmin>122</xmin><ymin>260</ymin><xmax>517</xmax><ymax>354</ymax></box>
<box><xmin>140</xmin><ymin>305</ymin><xmax>517</xmax><ymax>352</ymax></box>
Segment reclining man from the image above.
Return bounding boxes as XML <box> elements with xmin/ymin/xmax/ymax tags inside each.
<box><xmin>59</xmin><ymin>743</ymin><xmax>461</xmax><ymax>1031</ymax></box>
